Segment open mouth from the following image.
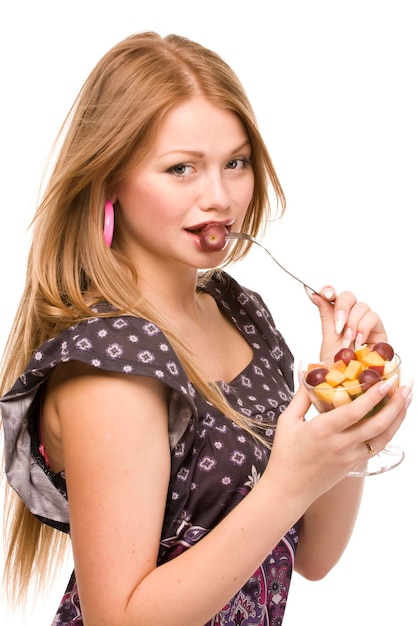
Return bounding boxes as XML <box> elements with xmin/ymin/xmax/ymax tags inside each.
<box><xmin>186</xmin><ymin>222</ymin><xmax>232</xmax><ymax>236</ymax></box>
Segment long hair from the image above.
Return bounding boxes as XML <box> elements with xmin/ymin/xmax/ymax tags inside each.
<box><xmin>0</xmin><ymin>31</ymin><xmax>285</xmax><ymax>602</ymax></box>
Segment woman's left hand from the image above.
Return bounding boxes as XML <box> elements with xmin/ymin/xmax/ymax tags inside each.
<box><xmin>306</xmin><ymin>285</ymin><xmax>387</xmax><ymax>362</ymax></box>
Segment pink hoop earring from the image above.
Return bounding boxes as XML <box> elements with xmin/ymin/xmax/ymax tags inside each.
<box><xmin>103</xmin><ymin>200</ymin><xmax>114</xmax><ymax>248</ymax></box>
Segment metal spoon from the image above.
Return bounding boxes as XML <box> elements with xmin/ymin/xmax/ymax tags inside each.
<box><xmin>227</xmin><ymin>232</ymin><xmax>320</xmax><ymax>296</ymax></box>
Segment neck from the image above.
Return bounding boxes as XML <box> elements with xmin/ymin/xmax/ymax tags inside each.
<box><xmin>137</xmin><ymin>266</ymin><xmax>206</xmax><ymax>321</ymax></box>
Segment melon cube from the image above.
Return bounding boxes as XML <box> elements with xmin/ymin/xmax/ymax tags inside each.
<box><xmin>342</xmin><ymin>378</ymin><xmax>361</xmax><ymax>396</ymax></box>
<box><xmin>313</xmin><ymin>382</ymin><xmax>337</xmax><ymax>404</ymax></box>
<box><xmin>355</xmin><ymin>344</ymin><xmax>371</xmax><ymax>360</ymax></box>
<box><xmin>344</xmin><ymin>359</ymin><xmax>363</xmax><ymax>380</ymax></box>
<box><xmin>361</xmin><ymin>351</ymin><xmax>386</xmax><ymax>368</ymax></box>
<box><xmin>332</xmin><ymin>359</ymin><xmax>347</xmax><ymax>373</ymax></box>
<box><xmin>325</xmin><ymin>367</ymin><xmax>348</xmax><ymax>387</ymax></box>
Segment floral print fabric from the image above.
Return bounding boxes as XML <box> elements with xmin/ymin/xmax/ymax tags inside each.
<box><xmin>1</xmin><ymin>271</ymin><xmax>298</xmax><ymax>625</ymax></box>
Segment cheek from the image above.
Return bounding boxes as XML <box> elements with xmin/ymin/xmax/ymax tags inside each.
<box><xmin>238</xmin><ymin>174</ymin><xmax>255</xmax><ymax>208</ymax></box>
<box><xmin>116</xmin><ymin>185</ymin><xmax>183</xmax><ymax>244</ymax></box>
<box><xmin>116</xmin><ymin>181</ymin><xmax>161</xmax><ymax>222</ymax></box>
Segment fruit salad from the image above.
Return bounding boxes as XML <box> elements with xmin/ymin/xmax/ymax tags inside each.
<box><xmin>303</xmin><ymin>342</ymin><xmax>400</xmax><ymax>415</ymax></box>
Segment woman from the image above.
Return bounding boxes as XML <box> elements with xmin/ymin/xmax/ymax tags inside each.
<box><xmin>0</xmin><ymin>32</ymin><xmax>411</xmax><ymax>625</ymax></box>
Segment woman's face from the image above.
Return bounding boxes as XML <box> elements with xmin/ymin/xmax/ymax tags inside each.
<box><xmin>113</xmin><ymin>96</ymin><xmax>254</xmax><ymax>272</ymax></box>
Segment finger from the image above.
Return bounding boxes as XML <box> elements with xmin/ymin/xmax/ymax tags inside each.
<box><xmin>357</xmin><ymin>382</ymin><xmax>413</xmax><ymax>444</ymax></box>
<box><xmin>312</xmin><ymin>290</ymin><xmax>386</xmax><ymax>349</ymax></box>
<box><xmin>339</xmin><ymin>301</ymin><xmax>373</xmax><ymax>348</ymax></box>
<box><xmin>350</xmin><ymin>308</ymin><xmax>386</xmax><ymax>348</ymax></box>
<box><xmin>319</xmin><ymin>374</ymin><xmax>401</xmax><ymax>433</ymax></box>
<box><xmin>305</xmin><ymin>287</ymin><xmax>356</xmax><ymax>339</ymax></box>
<box><xmin>285</xmin><ymin>384</ymin><xmax>312</xmax><ymax>421</ymax></box>
<box><xmin>330</xmin><ymin>290</ymin><xmax>357</xmax><ymax>336</ymax></box>
<box><xmin>318</xmin><ymin>285</ymin><xmax>336</xmax><ymax>302</ymax></box>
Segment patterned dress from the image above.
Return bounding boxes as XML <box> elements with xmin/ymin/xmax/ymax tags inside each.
<box><xmin>1</xmin><ymin>270</ymin><xmax>298</xmax><ymax>625</ymax></box>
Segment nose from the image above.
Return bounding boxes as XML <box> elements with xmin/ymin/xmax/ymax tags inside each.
<box><xmin>199</xmin><ymin>170</ymin><xmax>230</xmax><ymax>212</ymax></box>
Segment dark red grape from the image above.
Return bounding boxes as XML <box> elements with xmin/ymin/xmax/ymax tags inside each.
<box><xmin>358</xmin><ymin>368</ymin><xmax>382</xmax><ymax>391</ymax></box>
<box><xmin>305</xmin><ymin>367</ymin><xmax>329</xmax><ymax>387</ymax></box>
<box><xmin>200</xmin><ymin>223</ymin><xmax>228</xmax><ymax>252</ymax></box>
<box><xmin>333</xmin><ymin>348</ymin><xmax>355</xmax><ymax>365</ymax></box>
<box><xmin>373</xmin><ymin>341</ymin><xmax>394</xmax><ymax>361</ymax></box>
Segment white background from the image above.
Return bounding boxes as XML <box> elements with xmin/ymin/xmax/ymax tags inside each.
<box><xmin>0</xmin><ymin>1</ymin><xmax>415</xmax><ymax>624</ymax></box>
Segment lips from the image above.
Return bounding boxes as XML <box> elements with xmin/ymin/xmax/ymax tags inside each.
<box><xmin>186</xmin><ymin>220</ymin><xmax>233</xmax><ymax>235</ymax></box>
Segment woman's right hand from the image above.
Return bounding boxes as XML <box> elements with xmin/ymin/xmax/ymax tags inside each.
<box><xmin>264</xmin><ymin>375</ymin><xmax>410</xmax><ymax>504</ymax></box>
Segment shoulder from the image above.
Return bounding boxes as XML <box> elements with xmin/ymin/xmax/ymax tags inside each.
<box><xmin>3</xmin><ymin>309</ymin><xmax>188</xmax><ymax>401</ymax></box>
<box><xmin>0</xmin><ymin>309</ymin><xmax>190</xmax><ymax>530</ymax></box>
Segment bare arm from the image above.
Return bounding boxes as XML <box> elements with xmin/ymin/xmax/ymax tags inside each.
<box><xmin>51</xmin><ymin>364</ymin><xmax>313</xmax><ymax>626</ymax></box>
<box><xmin>277</xmin><ymin>381</ymin><xmax>408</xmax><ymax>581</ymax></box>
<box><xmin>295</xmin><ymin>477</ymin><xmax>364</xmax><ymax>579</ymax></box>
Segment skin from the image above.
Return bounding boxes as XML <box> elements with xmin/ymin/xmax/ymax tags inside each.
<box><xmin>41</xmin><ymin>96</ymin><xmax>411</xmax><ymax>625</ymax></box>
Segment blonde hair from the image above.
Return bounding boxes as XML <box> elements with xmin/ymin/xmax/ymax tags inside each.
<box><xmin>0</xmin><ymin>31</ymin><xmax>285</xmax><ymax>602</ymax></box>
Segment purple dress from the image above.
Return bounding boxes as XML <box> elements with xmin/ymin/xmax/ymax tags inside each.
<box><xmin>1</xmin><ymin>271</ymin><xmax>297</xmax><ymax>625</ymax></box>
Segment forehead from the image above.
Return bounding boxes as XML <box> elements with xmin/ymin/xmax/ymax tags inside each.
<box><xmin>149</xmin><ymin>96</ymin><xmax>250</xmax><ymax>154</ymax></box>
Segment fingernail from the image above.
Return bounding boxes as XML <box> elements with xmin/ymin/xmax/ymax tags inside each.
<box><xmin>335</xmin><ymin>310</ymin><xmax>346</xmax><ymax>334</ymax></box>
<box><xmin>297</xmin><ymin>359</ymin><xmax>306</xmax><ymax>384</ymax></box>
<box><xmin>379</xmin><ymin>374</ymin><xmax>399</xmax><ymax>394</ymax></box>
<box><xmin>402</xmin><ymin>382</ymin><xmax>413</xmax><ymax>409</ymax></box>
<box><xmin>355</xmin><ymin>332</ymin><xmax>364</xmax><ymax>350</ymax></box>
<box><xmin>342</xmin><ymin>327</ymin><xmax>353</xmax><ymax>348</ymax></box>
<box><xmin>323</xmin><ymin>287</ymin><xmax>335</xmax><ymax>300</ymax></box>
<box><xmin>402</xmin><ymin>379</ymin><xmax>414</xmax><ymax>400</ymax></box>
<box><xmin>304</xmin><ymin>286</ymin><xmax>317</xmax><ymax>302</ymax></box>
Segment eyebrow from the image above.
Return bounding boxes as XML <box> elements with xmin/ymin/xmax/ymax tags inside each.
<box><xmin>159</xmin><ymin>140</ymin><xmax>251</xmax><ymax>160</ymax></box>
